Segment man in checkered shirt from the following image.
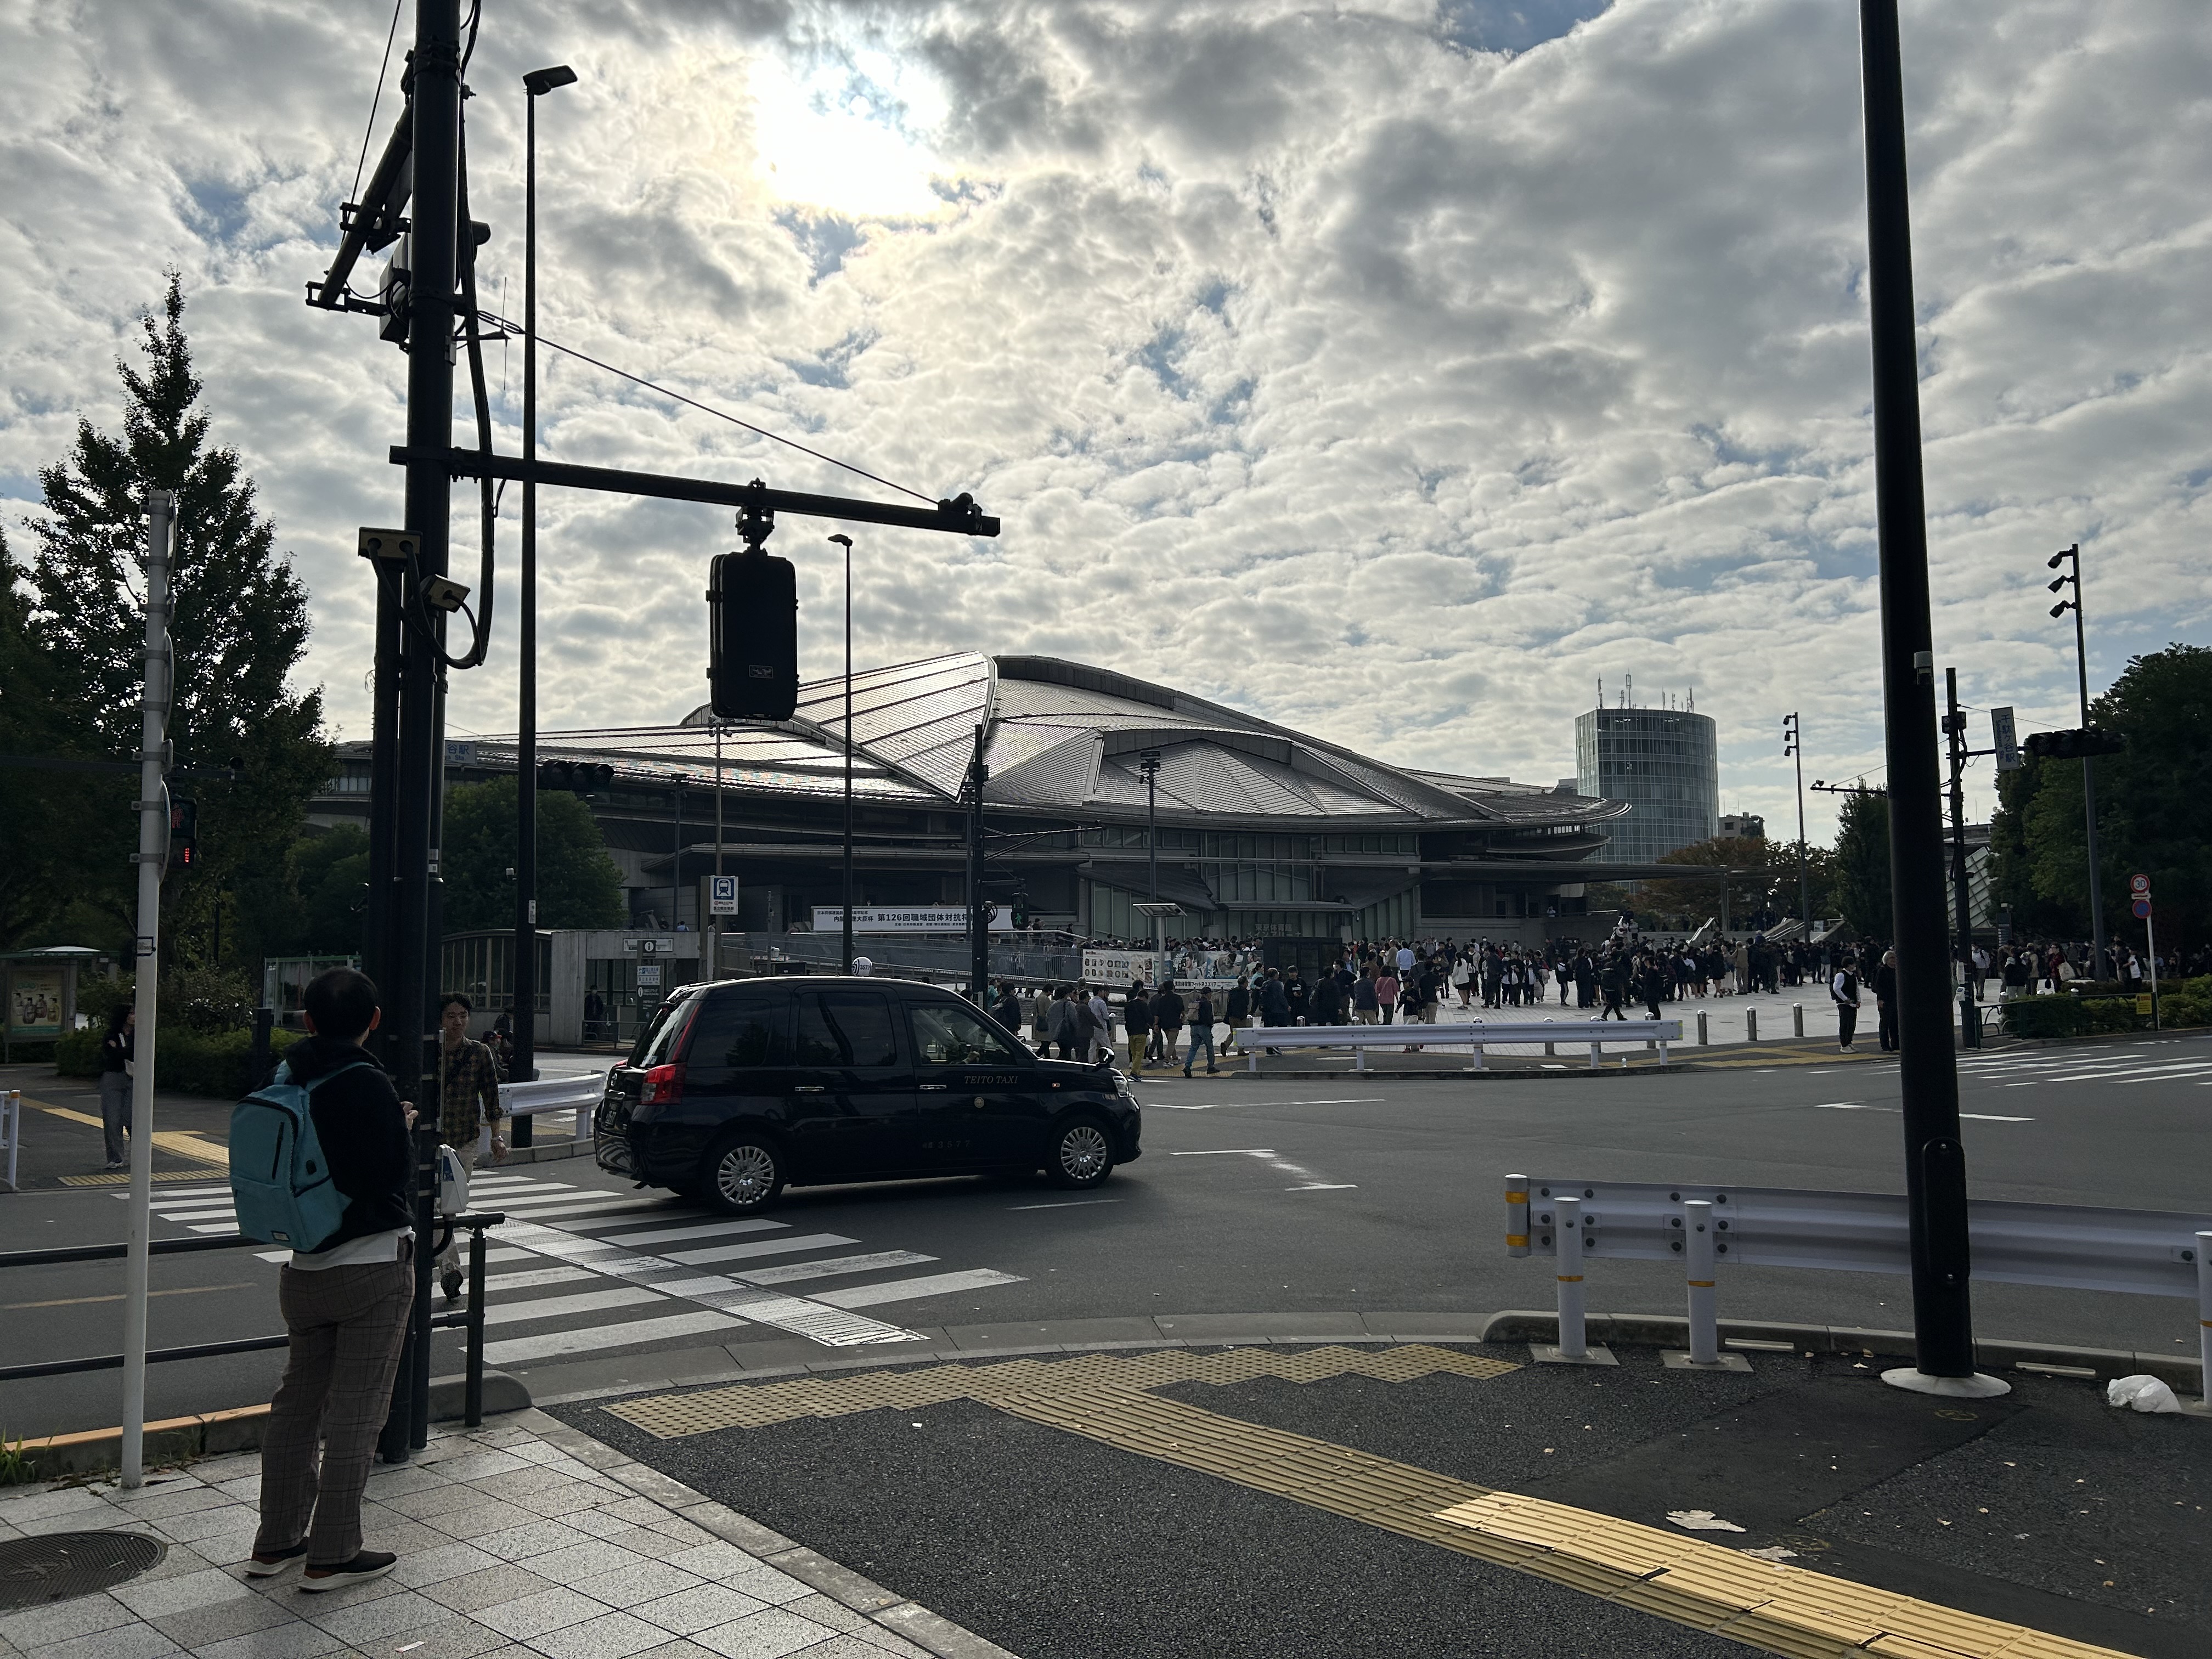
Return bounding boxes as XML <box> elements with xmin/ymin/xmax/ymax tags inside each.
<box><xmin>436</xmin><ymin>994</ymin><xmax>505</xmax><ymax>1299</ymax></box>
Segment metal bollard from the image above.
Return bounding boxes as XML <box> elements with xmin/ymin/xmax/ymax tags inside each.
<box><xmin>465</xmin><ymin>1222</ymin><xmax>488</xmax><ymax>1427</ymax></box>
<box><xmin>1505</xmin><ymin>1173</ymin><xmax>1530</xmax><ymax>1258</ymax></box>
<box><xmin>1697</xmin><ymin>1011</ymin><xmax>1708</xmax><ymax>1047</ymax></box>
<box><xmin>1746</xmin><ymin>1007</ymin><xmax>1759</xmax><ymax>1043</ymax></box>
<box><xmin>1554</xmin><ymin>1196</ymin><xmax>1588</xmax><ymax>1359</ymax></box>
<box><xmin>1684</xmin><ymin>1200</ymin><xmax>1719</xmax><ymax>1363</ymax></box>
<box><xmin>1793</xmin><ymin>1003</ymin><xmax>1805</xmax><ymax>1039</ymax></box>
<box><xmin>2198</xmin><ymin>1232</ymin><xmax>2211</xmax><ymax>1410</ymax></box>
<box><xmin>1544</xmin><ymin>1018</ymin><xmax>1555</xmax><ymax>1057</ymax></box>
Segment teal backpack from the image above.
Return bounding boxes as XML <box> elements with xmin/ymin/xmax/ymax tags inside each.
<box><xmin>229</xmin><ymin>1060</ymin><xmax>372</xmax><ymax>1250</ymax></box>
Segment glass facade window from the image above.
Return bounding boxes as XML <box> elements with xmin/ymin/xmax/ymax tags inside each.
<box><xmin>1575</xmin><ymin>708</ymin><xmax>1718</xmax><ymax>863</ymax></box>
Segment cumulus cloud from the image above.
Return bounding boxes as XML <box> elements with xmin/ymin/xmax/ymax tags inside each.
<box><xmin>2</xmin><ymin>0</ymin><xmax>2207</xmax><ymax>837</ymax></box>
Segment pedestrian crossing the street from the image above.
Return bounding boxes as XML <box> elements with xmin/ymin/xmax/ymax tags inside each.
<box><xmin>126</xmin><ymin>1169</ymin><xmax>1027</xmax><ymax>1357</ymax></box>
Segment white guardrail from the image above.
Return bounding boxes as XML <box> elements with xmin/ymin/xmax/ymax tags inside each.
<box><xmin>1242</xmin><ymin>1019</ymin><xmax>1682</xmax><ymax>1071</ymax></box>
<box><xmin>487</xmin><ymin>1073</ymin><xmax>608</xmax><ymax>1150</ymax></box>
<box><xmin>1504</xmin><ymin>1173</ymin><xmax>2212</xmax><ymax>1393</ymax></box>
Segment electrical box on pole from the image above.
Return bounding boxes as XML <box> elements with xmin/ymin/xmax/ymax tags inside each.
<box><xmin>708</xmin><ymin>549</ymin><xmax>798</xmax><ymax>721</ymax></box>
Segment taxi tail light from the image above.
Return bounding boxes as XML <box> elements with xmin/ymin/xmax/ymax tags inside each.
<box><xmin>642</xmin><ymin>1063</ymin><xmax>685</xmax><ymax>1106</ymax></box>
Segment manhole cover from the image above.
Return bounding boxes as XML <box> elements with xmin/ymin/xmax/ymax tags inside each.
<box><xmin>0</xmin><ymin>1532</ymin><xmax>167</xmax><ymax>1611</ymax></box>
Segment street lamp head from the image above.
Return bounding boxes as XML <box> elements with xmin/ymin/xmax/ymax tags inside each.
<box><xmin>827</xmin><ymin>533</ymin><xmax>852</xmax><ymax>549</ymax></box>
<box><xmin>523</xmin><ymin>64</ymin><xmax>578</xmax><ymax>96</ymax></box>
<box><xmin>2047</xmin><ymin>575</ymin><xmax>2068</xmax><ymax>593</ymax></box>
<box><xmin>2049</xmin><ymin>601</ymin><xmax>2072</xmax><ymax>619</ymax></box>
<box><xmin>2046</xmin><ymin>549</ymin><xmax>2069</xmax><ymax>569</ymax></box>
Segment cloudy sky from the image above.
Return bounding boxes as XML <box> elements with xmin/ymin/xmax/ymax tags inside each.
<box><xmin>3</xmin><ymin>0</ymin><xmax>2207</xmax><ymax>838</ymax></box>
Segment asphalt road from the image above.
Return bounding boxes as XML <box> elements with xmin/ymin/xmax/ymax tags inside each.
<box><xmin>4</xmin><ymin>1034</ymin><xmax>2209</xmax><ymax>1438</ymax></box>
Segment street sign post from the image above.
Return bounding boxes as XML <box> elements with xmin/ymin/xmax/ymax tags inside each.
<box><xmin>708</xmin><ymin>875</ymin><xmax>739</xmax><ymax>916</ymax></box>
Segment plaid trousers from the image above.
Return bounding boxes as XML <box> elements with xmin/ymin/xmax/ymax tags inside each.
<box><xmin>255</xmin><ymin>1248</ymin><xmax>413</xmax><ymax>1566</ymax></box>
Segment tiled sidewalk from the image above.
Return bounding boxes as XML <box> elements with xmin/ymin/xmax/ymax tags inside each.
<box><xmin>0</xmin><ymin>1410</ymin><xmax>1013</xmax><ymax>1659</ymax></box>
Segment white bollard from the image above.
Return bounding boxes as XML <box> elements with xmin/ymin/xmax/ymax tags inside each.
<box><xmin>1793</xmin><ymin>1003</ymin><xmax>1805</xmax><ymax>1039</ymax></box>
<box><xmin>1544</xmin><ymin>1018</ymin><xmax>1555</xmax><ymax>1058</ymax></box>
<box><xmin>2198</xmin><ymin>1232</ymin><xmax>2212</xmax><ymax>1410</ymax></box>
<box><xmin>1746</xmin><ymin>1007</ymin><xmax>1759</xmax><ymax>1043</ymax></box>
<box><xmin>1554</xmin><ymin>1196</ymin><xmax>1588</xmax><ymax>1359</ymax></box>
<box><xmin>1685</xmin><ymin>1200</ymin><xmax>1719</xmax><ymax>1363</ymax></box>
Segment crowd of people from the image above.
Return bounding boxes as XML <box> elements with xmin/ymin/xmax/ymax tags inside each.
<box><xmin>970</xmin><ymin>926</ymin><xmax>2207</xmax><ymax>1068</ymax></box>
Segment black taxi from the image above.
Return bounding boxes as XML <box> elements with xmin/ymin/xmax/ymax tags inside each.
<box><xmin>594</xmin><ymin>975</ymin><xmax>1142</xmax><ymax>1214</ymax></box>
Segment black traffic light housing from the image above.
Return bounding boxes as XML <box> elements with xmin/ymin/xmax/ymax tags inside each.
<box><xmin>169</xmin><ymin>797</ymin><xmax>199</xmax><ymax>872</ymax></box>
<box><xmin>2023</xmin><ymin>727</ymin><xmax>2125</xmax><ymax>761</ymax></box>
<box><xmin>708</xmin><ymin>541</ymin><xmax>798</xmax><ymax>721</ymax></box>
<box><xmin>538</xmin><ymin>760</ymin><xmax>613</xmax><ymax>792</ymax></box>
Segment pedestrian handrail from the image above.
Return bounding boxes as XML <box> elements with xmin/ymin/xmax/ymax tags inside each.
<box><xmin>1243</xmin><ymin>1018</ymin><xmax>1683</xmax><ymax>1071</ymax></box>
<box><xmin>1504</xmin><ymin>1173</ymin><xmax>2212</xmax><ymax>1391</ymax></box>
<box><xmin>0</xmin><ymin>1213</ymin><xmax>510</xmax><ymax>1425</ymax></box>
<box><xmin>1</xmin><ymin>1087</ymin><xmax>21</xmax><ymax>1192</ymax></box>
<box><xmin>498</xmin><ymin>1072</ymin><xmax>605</xmax><ymax>1144</ymax></box>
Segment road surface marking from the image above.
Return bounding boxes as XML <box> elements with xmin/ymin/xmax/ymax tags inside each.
<box><xmin>664</xmin><ymin>1233</ymin><xmax>861</xmax><ymax>1266</ymax></box>
<box><xmin>3</xmin><ymin>1283</ymin><xmax>252</xmax><ymax>1311</ymax></box>
<box><xmin>480</xmin><ymin>1285</ymin><xmax>667</xmax><ymax>1326</ymax></box>
<box><xmin>811</xmin><ymin>1269</ymin><xmax>1026</xmax><ymax>1308</ymax></box>
<box><xmin>738</xmin><ymin>1251</ymin><xmax>939</xmax><ymax>1285</ymax></box>
<box><xmin>482</xmin><ymin>1310</ymin><xmax>747</xmax><ymax>1365</ymax></box>
<box><xmin>1008</xmin><ymin>1199</ymin><xmax>1124</xmax><ymax>1210</ymax></box>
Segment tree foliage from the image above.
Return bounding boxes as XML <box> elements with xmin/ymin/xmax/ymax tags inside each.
<box><xmin>441</xmin><ymin>777</ymin><xmax>625</xmax><ymax>933</ymax></box>
<box><xmin>1989</xmin><ymin>644</ymin><xmax>2212</xmax><ymax>947</ymax></box>
<box><xmin>1637</xmin><ymin>834</ymin><xmax>1834</xmax><ymax>928</ymax></box>
<box><xmin>10</xmin><ymin>274</ymin><xmax>332</xmax><ymax>966</ymax></box>
<box><xmin>1831</xmin><ymin>789</ymin><xmax>1893</xmax><ymax>939</ymax></box>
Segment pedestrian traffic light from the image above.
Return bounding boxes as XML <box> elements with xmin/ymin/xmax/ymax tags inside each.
<box><xmin>2022</xmin><ymin>727</ymin><xmax>2125</xmax><ymax>761</ymax></box>
<box><xmin>169</xmin><ymin>797</ymin><xmax>199</xmax><ymax>872</ymax></box>
<box><xmin>708</xmin><ymin>548</ymin><xmax>798</xmax><ymax>721</ymax></box>
<box><xmin>537</xmin><ymin>760</ymin><xmax>614</xmax><ymax>792</ymax></box>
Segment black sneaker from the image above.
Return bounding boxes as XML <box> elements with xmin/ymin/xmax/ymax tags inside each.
<box><xmin>244</xmin><ymin>1543</ymin><xmax>308</xmax><ymax>1578</ymax></box>
<box><xmin>299</xmin><ymin>1551</ymin><xmax>397</xmax><ymax>1593</ymax></box>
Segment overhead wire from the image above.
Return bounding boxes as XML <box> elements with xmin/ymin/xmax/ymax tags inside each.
<box><xmin>474</xmin><ymin>308</ymin><xmax>936</xmax><ymax>504</ymax></box>
<box><xmin>350</xmin><ymin>0</ymin><xmax>406</xmax><ymax>206</ymax></box>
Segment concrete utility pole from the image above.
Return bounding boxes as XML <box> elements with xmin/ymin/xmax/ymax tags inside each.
<box><xmin>120</xmin><ymin>489</ymin><xmax>176</xmax><ymax>1489</ymax></box>
<box><xmin>1857</xmin><ymin>0</ymin><xmax>2002</xmax><ymax>1396</ymax></box>
<box><xmin>2046</xmin><ymin>543</ymin><xmax>2104</xmax><ymax>973</ymax></box>
<box><xmin>1944</xmin><ymin>669</ymin><xmax>1980</xmax><ymax>1050</ymax></box>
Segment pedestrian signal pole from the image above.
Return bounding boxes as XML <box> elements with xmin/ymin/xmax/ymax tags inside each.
<box><xmin>1943</xmin><ymin>669</ymin><xmax>1979</xmax><ymax>1049</ymax></box>
<box><xmin>1857</xmin><ymin>0</ymin><xmax>2002</xmax><ymax>1395</ymax></box>
<box><xmin>121</xmin><ymin>489</ymin><xmax>177</xmax><ymax>1489</ymax></box>
<box><xmin>2045</xmin><ymin>543</ymin><xmax>2105</xmax><ymax>973</ymax></box>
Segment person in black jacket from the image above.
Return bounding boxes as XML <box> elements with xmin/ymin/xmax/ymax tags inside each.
<box><xmin>1122</xmin><ymin>982</ymin><xmax>1153</xmax><ymax>1077</ymax></box>
<box><xmin>247</xmin><ymin>967</ymin><xmax>416</xmax><ymax>1593</ymax></box>
<box><xmin>1875</xmin><ymin>949</ymin><xmax>1900</xmax><ymax>1051</ymax></box>
<box><xmin>98</xmin><ymin>1005</ymin><xmax>136</xmax><ymax>1170</ymax></box>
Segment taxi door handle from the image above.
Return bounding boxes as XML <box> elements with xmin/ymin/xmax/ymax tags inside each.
<box><xmin>918</xmin><ymin>1084</ymin><xmax>949</xmax><ymax>1092</ymax></box>
<box><xmin>794</xmin><ymin>1085</ymin><xmax>827</xmax><ymax>1093</ymax></box>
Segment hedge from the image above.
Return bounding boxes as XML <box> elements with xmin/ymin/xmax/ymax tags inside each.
<box><xmin>54</xmin><ymin>1025</ymin><xmax>301</xmax><ymax>1096</ymax></box>
<box><xmin>2001</xmin><ymin>996</ymin><xmax>2089</xmax><ymax>1040</ymax></box>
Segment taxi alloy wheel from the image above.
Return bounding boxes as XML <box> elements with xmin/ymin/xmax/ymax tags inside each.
<box><xmin>1048</xmin><ymin>1118</ymin><xmax>1114</xmax><ymax>1188</ymax></box>
<box><xmin>704</xmin><ymin>1134</ymin><xmax>785</xmax><ymax>1214</ymax></box>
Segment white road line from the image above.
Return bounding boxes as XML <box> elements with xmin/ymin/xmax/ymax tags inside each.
<box><xmin>495</xmin><ymin>1220</ymin><xmax>921</xmax><ymax>1346</ymax></box>
<box><xmin>811</xmin><ymin>1268</ymin><xmax>1025</xmax><ymax>1309</ymax></box>
<box><xmin>119</xmin><ymin>1186</ymin><xmax>232</xmax><ymax>1200</ymax></box>
<box><xmin>1287</xmin><ymin>1183</ymin><xmax>1358</xmax><ymax>1190</ymax></box>
<box><xmin>1142</xmin><ymin>1098</ymin><xmax>1385</xmax><ymax>1111</ymax></box>
<box><xmin>1170</xmin><ymin>1148</ymin><xmax>1277</xmax><ymax>1156</ymax></box>
<box><xmin>664</xmin><ymin>1233</ymin><xmax>860</xmax><ymax>1266</ymax></box>
<box><xmin>482</xmin><ymin>1266</ymin><xmax>595</xmax><ymax>1291</ymax></box>
<box><xmin>479</xmin><ymin>1285</ymin><xmax>668</xmax><ymax>1327</ymax></box>
<box><xmin>737</xmin><ymin>1251</ymin><xmax>938</xmax><ymax>1285</ymax></box>
<box><xmin>485</xmin><ymin>1195</ymin><xmax>673</xmax><ymax>1221</ymax></box>
<box><xmin>469</xmin><ymin>1177</ymin><xmax>574</xmax><ymax>1190</ymax></box>
<box><xmin>1959</xmin><ymin>1113</ymin><xmax>2035</xmax><ymax>1122</ymax></box>
<box><xmin>569</xmin><ymin>1218</ymin><xmax>785</xmax><ymax>1247</ymax></box>
<box><xmin>152</xmin><ymin>1205</ymin><xmax>238</xmax><ymax>1220</ymax></box>
<box><xmin>188</xmin><ymin>1223</ymin><xmax>245</xmax><ymax>1234</ymax></box>
<box><xmin>481</xmin><ymin>1310</ymin><xmax>746</xmax><ymax>1365</ymax></box>
<box><xmin>1008</xmin><ymin>1199</ymin><xmax>1123</xmax><ymax>1211</ymax></box>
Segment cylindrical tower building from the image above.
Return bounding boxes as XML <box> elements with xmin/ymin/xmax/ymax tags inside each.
<box><xmin>1576</xmin><ymin>705</ymin><xmax>1719</xmax><ymax>863</ymax></box>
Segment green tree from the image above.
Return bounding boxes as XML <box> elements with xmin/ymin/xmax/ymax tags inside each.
<box><xmin>296</xmin><ymin>824</ymin><xmax>373</xmax><ymax>955</ymax></box>
<box><xmin>24</xmin><ymin>273</ymin><xmax>332</xmax><ymax>969</ymax></box>
<box><xmin>442</xmin><ymin>777</ymin><xmax>625</xmax><ymax>933</ymax></box>
<box><xmin>1831</xmin><ymin>789</ymin><xmax>1893</xmax><ymax>939</ymax></box>
<box><xmin>1997</xmin><ymin>645</ymin><xmax>2212</xmax><ymax>950</ymax></box>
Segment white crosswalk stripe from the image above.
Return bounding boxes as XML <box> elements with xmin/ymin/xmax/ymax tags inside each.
<box><xmin>184</xmin><ymin>1165</ymin><xmax>1030</xmax><ymax>1355</ymax></box>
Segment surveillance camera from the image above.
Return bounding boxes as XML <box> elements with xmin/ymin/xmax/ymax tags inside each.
<box><xmin>422</xmin><ymin>575</ymin><xmax>472</xmax><ymax>613</ymax></box>
<box><xmin>2048</xmin><ymin>602</ymin><xmax>2068</xmax><ymax>619</ymax></box>
<box><xmin>2046</xmin><ymin>551</ymin><xmax>2067</xmax><ymax>569</ymax></box>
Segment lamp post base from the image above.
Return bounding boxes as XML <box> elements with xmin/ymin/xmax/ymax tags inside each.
<box><xmin>1880</xmin><ymin>1367</ymin><xmax>2011</xmax><ymax>1398</ymax></box>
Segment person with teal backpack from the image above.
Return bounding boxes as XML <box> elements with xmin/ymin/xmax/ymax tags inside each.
<box><xmin>233</xmin><ymin>967</ymin><xmax>417</xmax><ymax>1593</ymax></box>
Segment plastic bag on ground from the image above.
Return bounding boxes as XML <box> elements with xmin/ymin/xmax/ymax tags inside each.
<box><xmin>2105</xmin><ymin>1374</ymin><xmax>2181</xmax><ymax>1413</ymax></box>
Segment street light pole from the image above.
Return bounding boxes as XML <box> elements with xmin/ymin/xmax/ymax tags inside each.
<box><xmin>2046</xmin><ymin>543</ymin><xmax>2104</xmax><ymax>974</ymax></box>
<box><xmin>1784</xmin><ymin>713</ymin><xmax>1809</xmax><ymax>939</ymax></box>
<box><xmin>829</xmin><ymin>534</ymin><xmax>854</xmax><ymax>973</ymax></box>
<box><xmin>515</xmin><ymin>63</ymin><xmax>574</xmax><ymax>1116</ymax></box>
<box><xmin>1858</xmin><ymin>0</ymin><xmax>1999</xmax><ymax>1395</ymax></box>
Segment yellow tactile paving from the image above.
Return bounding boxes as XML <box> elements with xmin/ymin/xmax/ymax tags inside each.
<box><xmin>603</xmin><ymin>1344</ymin><xmax>2131</xmax><ymax>1659</ymax></box>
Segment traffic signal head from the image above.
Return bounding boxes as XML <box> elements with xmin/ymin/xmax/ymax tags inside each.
<box><xmin>2023</xmin><ymin>726</ymin><xmax>2125</xmax><ymax>761</ymax></box>
<box><xmin>538</xmin><ymin>760</ymin><xmax>614</xmax><ymax>792</ymax></box>
<box><xmin>169</xmin><ymin>797</ymin><xmax>199</xmax><ymax>872</ymax></box>
<box><xmin>707</xmin><ymin>548</ymin><xmax>799</xmax><ymax>721</ymax></box>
